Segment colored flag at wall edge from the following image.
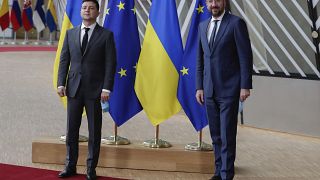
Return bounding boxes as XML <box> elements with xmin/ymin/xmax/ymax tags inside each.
<box><xmin>53</xmin><ymin>0</ymin><xmax>67</xmax><ymax>30</ymax></box>
<box><xmin>177</xmin><ymin>0</ymin><xmax>210</xmax><ymax>131</ymax></box>
<box><xmin>46</xmin><ymin>0</ymin><xmax>58</xmax><ymax>32</ymax></box>
<box><xmin>33</xmin><ymin>0</ymin><xmax>46</xmax><ymax>32</ymax></box>
<box><xmin>53</xmin><ymin>0</ymin><xmax>82</xmax><ymax>108</ymax></box>
<box><xmin>0</xmin><ymin>0</ymin><xmax>9</xmax><ymax>31</ymax></box>
<box><xmin>103</xmin><ymin>0</ymin><xmax>142</xmax><ymax>126</ymax></box>
<box><xmin>22</xmin><ymin>0</ymin><xmax>34</xmax><ymax>31</ymax></box>
<box><xmin>134</xmin><ymin>0</ymin><xmax>183</xmax><ymax>126</ymax></box>
<box><xmin>10</xmin><ymin>0</ymin><xmax>22</xmax><ymax>32</ymax></box>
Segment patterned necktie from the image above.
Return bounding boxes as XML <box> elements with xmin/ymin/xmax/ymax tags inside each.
<box><xmin>209</xmin><ymin>20</ymin><xmax>219</xmax><ymax>50</ymax></box>
<box><xmin>81</xmin><ymin>27</ymin><xmax>90</xmax><ymax>54</ymax></box>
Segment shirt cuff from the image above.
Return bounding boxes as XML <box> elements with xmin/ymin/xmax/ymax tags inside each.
<box><xmin>102</xmin><ymin>89</ymin><xmax>110</xmax><ymax>93</ymax></box>
<box><xmin>58</xmin><ymin>86</ymin><xmax>65</xmax><ymax>89</ymax></box>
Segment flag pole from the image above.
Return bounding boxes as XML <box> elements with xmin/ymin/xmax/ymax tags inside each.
<box><xmin>21</xmin><ymin>31</ymin><xmax>29</xmax><ymax>45</ymax></box>
<box><xmin>47</xmin><ymin>32</ymin><xmax>53</xmax><ymax>45</ymax></box>
<box><xmin>185</xmin><ymin>129</ymin><xmax>212</xmax><ymax>151</ymax></box>
<box><xmin>34</xmin><ymin>31</ymin><xmax>42</xmax><ymax>45</ymax></box>
<box><xmin>0</xmin><ymin>30</ymin><xmax>7</xmax><ymax>45</ymax></box>
<box><xmin>143</xmin><ymin>125</ymin><xmax>171</xmax><ymax>148</ymax></box>
<box><xmin>101</xmin><ymin>123</ymin><xmax>130</xmax><ymax>145</ymax></box>
<box><xmin>11</xmin><ymin>32</ymin><xmax>18</xmax><ymax>45</ymax></box>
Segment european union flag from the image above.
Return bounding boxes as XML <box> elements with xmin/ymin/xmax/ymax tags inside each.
<box><xmin>177</xmin><ymin>0</ymin><xmax>211</xmax><ymax>131</ymax></box>
<box><xmin>103</xmin><ymin>0</ymin><xmax>142</xmax><ymax>126</ymax></box>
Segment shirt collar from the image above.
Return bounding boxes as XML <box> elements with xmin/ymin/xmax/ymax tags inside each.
<box><xmin>81</xmin><ymin>22</ymin><xmax>97</xmax><ymax>30</ymax></box>
<box><xmin>210</xmin><ymin>10</ymin><xmax>225</xmax><ymax>23</ymax></box>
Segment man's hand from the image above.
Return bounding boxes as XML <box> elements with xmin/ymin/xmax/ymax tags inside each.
<box><xmin>196</xmin><ymin>90</ymin><xmax>204</xmax><ymax>105</ymax></box>
<box><xmin>101</xmin><ymin>91</ymin><xmax>110</xmax><ymax>102</ymax></box>
<box><xmin>57</xmin><ymin>86</ymin><xmax>66</xmax><ymax>97</ymax></box>
<box><xmin>240</xmin><ymin>89</ymin><xmax>250</xmax><ymax>102</ymax></box>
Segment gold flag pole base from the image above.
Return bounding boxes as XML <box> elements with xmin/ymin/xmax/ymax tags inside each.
<box><xmin>59</xmin><ymin>135</ymin><xmax>88</xmax><ymax>142</ymax></box>
<box><xmin>21</xmin><ymin>41</ymin><xmax>30</xmax><ymax>45</ymax></box>
<box><xmin>101</xmin><ymin>123</ymin><xmax>130</xmax><ymax>145</ymax></box>
<box><xmin>143</xmin><ymin>125</ymin><xmax>171</xmax><ymax>148</ymax></box>
<box><xmin>101</xmin><ymin>135</ymin><xmax>130</xmax><ymax>145</ymax></box>
<box><xmin>34</xmin><ymin>41</ymin><xmax>42</xmax><ymax>45</ymax></box>
<box><xmin>143</xmin><ymin>138</ymin><xmax>172</xmax><ymax>148</ymax></box>
<box><xmin>185</xmin><ymin>129</ymin><xmax>213</xmax><ymax>151</ymax></box>
<box><xmin>185</xmin><ymin>142</ymin><xmax>213</xmax><ymax>151</ymax></box>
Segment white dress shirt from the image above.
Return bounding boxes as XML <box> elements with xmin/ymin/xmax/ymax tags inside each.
<box><xmin>80</xmin><ymin>22</ymin><xmax>96</xmax><ymax>46</ymax></box>
<box><xmin>207</xmin><ymin>11</ymin><xmax>226</xmax><ymax>42</ymax></box>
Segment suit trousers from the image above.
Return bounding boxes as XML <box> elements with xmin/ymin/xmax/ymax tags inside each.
<box><xmin>205</xmin><ymin>96</ymin><xmax>239</xmax><ymax>180</ymax></box>
<box><xmin>65</xmin><ymin>82</ymin><xmax>102</xmax><ymax>172</ymax></box>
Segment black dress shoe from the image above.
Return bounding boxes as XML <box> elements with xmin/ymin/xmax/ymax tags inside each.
<box><xmin>58</xmin><ymin>169</ymin><xmax>77</xmax><ymax>178</ymax></box>
<box><xmin>209</xmin><ymin>175</ymin><xmax>221</xmax><ymax>180</ymax></box>
<box><xmin>86</xmin><ymin>174</ymin><xmax>97</xmax><ymax>180</ymax></box>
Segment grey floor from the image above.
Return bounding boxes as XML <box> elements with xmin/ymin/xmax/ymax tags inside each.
<box><xmin>1</xmin><ymin>51</ymin><xmax>320</xmax><ymax>180</ymax></box>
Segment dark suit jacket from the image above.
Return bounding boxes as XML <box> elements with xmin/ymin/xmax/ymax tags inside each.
<box><xmin>58</xmin><ymin>24</ymin><xmax>116</xmax><ymax>99</ymax></box>
<box><xmin>196</xmin><ymin>13</ymin><xmax>252</xmax><ymax>98</ymax></box>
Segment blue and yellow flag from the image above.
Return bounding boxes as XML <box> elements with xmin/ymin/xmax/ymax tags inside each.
<box><xmin>177</xmin><ymin>0</ymin><xmax>210</xmax><ymax>131</ymax></box>
<box><xmin>53</xmin><ymin>0</ymin><xmax>82</xmax><ymax>107</ymax></box>
<box><xmin>46</xmin><ymin>0</ymin><xmax>58</xmax><ymax>32</ymax></box>
<box><xmin>135</xmin><ymin>0</ymin><xmax>183</xmax><ymax>126</ymax></box>
<box><xmin>103</xmin><ymin>0</ymin><xmax>142</xmax><ymax>126</ymax></box>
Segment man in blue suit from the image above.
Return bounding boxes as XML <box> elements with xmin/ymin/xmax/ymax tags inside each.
<box><xmin>196</xmin><ymin>0</ymin><xmax>252</xmax><ymax>179</ymax></box>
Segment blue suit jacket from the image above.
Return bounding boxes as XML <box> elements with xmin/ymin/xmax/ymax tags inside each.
<box><xmin>196</xmin><ymin>13</ymin><xmax>253</xmax><ymax>98</ymax></box>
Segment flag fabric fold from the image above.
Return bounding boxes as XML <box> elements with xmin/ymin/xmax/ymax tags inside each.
<box><xmin>0</xmin><ymin>0</ymin><xmax>9</xmax><ymax>31</ymax></box>
<box><xmin>53</xmin><ymin>0</ymin><xmax>82</xmax><ymax>108</ymax></box>
<box><xmin>22</xmin><ymin>0</ymin><xmax>33</xmax><ymax>31</ymax></box>
<box><xmin>46</xmin><ymin>0</ymin><xmax>58</xmax><ymax>32</ymax></box>
<box><xmin>103</xmin><ymin>0</ymin><xmax>142</xmax><ymax>126</ymax></box>
<box><xmin>177</xmin><ymin>0</ymin><xmax>210</xmax><ymax>131</ymax></box>
<box><xmin>33</xmin><ymin>0</ymin><xmax>46</xmax><ymax>32</ymax></box>
<box><xmin>135</xmin><ymin>0</ymin><xmax>183</xmax><ymax>126</ymax></box>
<box><xmin>10</xmin><ymin>0</ymin><xmax>22</xmax><ymax>32</ymax></box>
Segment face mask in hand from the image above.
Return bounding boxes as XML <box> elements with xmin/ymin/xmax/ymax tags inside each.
<box><xmin>101</xmin><ymin>101</ymin><xmax>109</xmax><ymax>113</ymax></box>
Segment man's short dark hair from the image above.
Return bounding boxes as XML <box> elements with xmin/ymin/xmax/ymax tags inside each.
<box><xmin>82</xmin><ymin>0</ymin><xmax>99</xmax><ymax>11</ymax></box>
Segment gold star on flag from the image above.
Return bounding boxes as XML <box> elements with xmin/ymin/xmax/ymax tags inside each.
<box><xmin>131</xmin><ymin>8</ymin><xmax>136</xmax><ymax>15</ymax></box>
<box><xmin>196</xmin><ymin>4</ymin><xmax>204</xmax><ymax>14</ymax></box>
<box><xmin>180</xmin><ymin>66</ymin><xmax>189</xmax><ymax>75</ymax></box>
<box><xmin>117</xmin><ymin>1</ymin><xmax>125</xmax><ymax>11</ymax></box>
<box><xmin>118</xmin><ymin>68</ymin><xmax>127</xmax><ymax>77</ymax></box>
<box><xmin>106</xmin><ymin>8</ymin><xmax>110</xmax><ymax>15</ymax></box>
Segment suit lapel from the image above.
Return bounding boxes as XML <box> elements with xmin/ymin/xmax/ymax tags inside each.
<box><xmin>83</xmin><ymin>24</ymin><xmax>101</xmax><ymax>56</ymax></box>
<box><xmin>211</xmin><ymin>13</ymin><xmax>230</xmax><ymax>53</ymax></box>
<box><xmin>202</xmin><ymin>18</ymin><xmax>211</xmax><ymax>54</ymax></box>
<box><xmin>74</xmin><ymin>26</ymin><xmax>81</xmax><ymax>55</ymax></box>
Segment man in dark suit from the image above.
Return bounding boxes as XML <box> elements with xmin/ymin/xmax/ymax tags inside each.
<box><xmin>196</xmin><ymin>0</ymin><xmax>252</xmax><ymax>180</ymax></box>
<box><xmin>57</xmin><ymin>0</ymin><xmax>116</xmax><ymax>179</ymax></box>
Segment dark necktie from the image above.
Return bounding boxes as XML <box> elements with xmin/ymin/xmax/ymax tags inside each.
<box><xmin>81</xmin><ymin>27</ymin><xmax>90</xmax><ymax>54</ymax></box>
<box><xmin>209</xmin><ymin>20</ymin><xmax>219</xmax><ymax>50</ymax></box>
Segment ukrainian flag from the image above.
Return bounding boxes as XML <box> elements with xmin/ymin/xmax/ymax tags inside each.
<box><xmin>135</xmin><ymin>0</ymin><xmax>183</xmax><ymax>126</ymax></box>
<box><xmin>53</xmin><ymin>0</ymin><xmax>82</xmax><ymax>107</ymax></box>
